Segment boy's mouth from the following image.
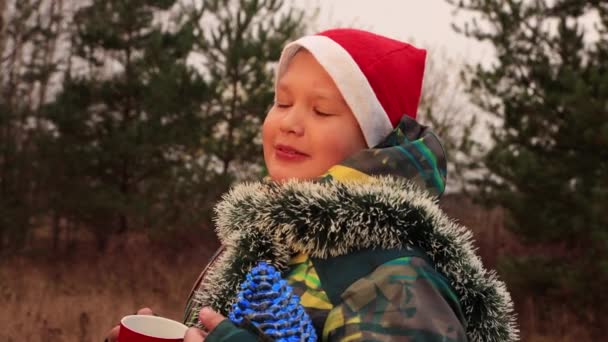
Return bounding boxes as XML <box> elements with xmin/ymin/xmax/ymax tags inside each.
<box><xmin>275</xmin><ymin>144</ymin><xmax>309</xmax><ymax>161</ymax></box>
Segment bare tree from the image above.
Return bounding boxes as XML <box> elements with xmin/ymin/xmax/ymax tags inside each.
<box><xmin>0</xmin><ymin>0</ymin><xmax>67</xmax><ymax>251</ymax></box>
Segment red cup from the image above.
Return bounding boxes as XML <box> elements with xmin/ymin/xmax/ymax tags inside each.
<box><xmin>118</xmin><ymin>315</ymin><xmax>189</xmax><ymax>342</ymax></box>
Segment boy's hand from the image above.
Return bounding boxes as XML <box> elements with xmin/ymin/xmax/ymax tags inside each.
<box><xmin>183</xmin><ymin>307</ymin><xmax>226</xmax><ymax>342</ymax></box>
<box><xmin>104</xmin><ymin>307</ymin><xmax>154</xmax><ymax>342</ymax></box>
<box><xmin>199</xmin><ymin>307</ymin><xmax>226</xmax><ymax>331</ymax></box>
<box><xmin>184</xmin><ymin>327</ymin><xmax>207</xmax><ymax>341</ymax></box>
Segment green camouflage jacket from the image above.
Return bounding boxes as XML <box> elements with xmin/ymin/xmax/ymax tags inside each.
<box><xmin>183</xmin><ymin>117</ymin><xmax>518</xmax><ymax>342</ymax></box>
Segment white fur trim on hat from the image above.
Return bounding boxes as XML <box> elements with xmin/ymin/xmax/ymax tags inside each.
<box><xmin>276</xmin><ymin>35</ymin><xmax>393</xmax><ymax>147</ymax></box>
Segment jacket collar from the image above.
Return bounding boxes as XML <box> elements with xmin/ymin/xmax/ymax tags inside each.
<box><xmin>196</xmin><ymin>177</ymin><xmax>517</xmax><ymax>342</ymax></box>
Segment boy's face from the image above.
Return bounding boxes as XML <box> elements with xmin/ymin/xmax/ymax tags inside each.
<box><xmin>263</xmin><ymin>50</ymin><xmax>367</xmax><ymax>181</ymax></box>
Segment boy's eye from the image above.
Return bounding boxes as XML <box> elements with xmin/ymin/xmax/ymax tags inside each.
<box><xmin>314</xmin><ymin>108</ymin><xmax>333</xmax><ymax>116</ymax></box>
<box><xmin>274</xmin><ymin>102</ymin><xmax>292</xmax><ymax>109</ymax></box>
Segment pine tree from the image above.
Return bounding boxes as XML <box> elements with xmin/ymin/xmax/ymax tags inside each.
<box><xmin>447</xmin><ymin>0</ymin><xmax>608</xmax><ymax>333</ymax></box>
<box><xmin>42</xmin><ymin>0</ymin><xmax>209</xmax><ymax>248</ymax></box>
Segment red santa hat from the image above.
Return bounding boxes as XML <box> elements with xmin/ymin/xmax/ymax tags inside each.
<box><xmin>275</xmin><ymin>28</ymin><xmax>427</xmax><ymax>147</ymax></box>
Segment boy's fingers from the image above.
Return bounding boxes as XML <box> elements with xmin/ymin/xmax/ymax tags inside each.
<box><xmin>105</xmin><ymin>325</ymin><xmax>120</xmax><ymax>342</ymax></box>
<box><xmin>136</xmin><ymin>307</ymin><xmax>154</xmax><ymax>315</ymax></box>
<box><xmin>184</xmin><ymin>327</ymin><xmax>206</xmax><ymax>342</ymax></box>
<box><xmin>199</xmin><ymin>307</ymin><xmax>226</xmax><ymax>332</ymax></box>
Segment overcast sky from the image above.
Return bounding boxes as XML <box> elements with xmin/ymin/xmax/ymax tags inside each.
<box><xmin>291</xmin><ymin>0</ymin><xmax>494</xmax><ymax>64</ymax></box>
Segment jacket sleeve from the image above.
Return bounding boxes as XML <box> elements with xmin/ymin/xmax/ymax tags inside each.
<box><xmin>322</xmin><ymin>256</ymin><xmax>468</xmax><ymax>342</ymax></box>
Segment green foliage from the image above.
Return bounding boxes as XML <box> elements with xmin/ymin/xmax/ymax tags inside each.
<box><xmin>0</xmin><ymin>106</ymin><xmax>31</xmax><ymax>251</ymax></box>
<box><xmin>499</xmin><ymin>256</ymin><xmax>565</xmax><ymax>298</ymax></box>
<box><xmin>40</xmin><ymin>0</ymin><xmax>211</xmax><ymax>248</ymax></box>
<box><xmin>447</xmin><ymin>0</ymin><xmax>608</xmax><ymax>329</ymax></box>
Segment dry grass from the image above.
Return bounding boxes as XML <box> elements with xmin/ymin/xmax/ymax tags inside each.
<box><xmin>0</xmin><ymin>230</ymin><xmax>218</xmax><ymax>342</ymax></box>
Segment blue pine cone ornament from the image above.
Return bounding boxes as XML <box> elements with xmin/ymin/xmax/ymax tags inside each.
<box><xmin>229</xmin><ymin>262</ymin><xmax>317</xmax><ymax>342</ymax></box>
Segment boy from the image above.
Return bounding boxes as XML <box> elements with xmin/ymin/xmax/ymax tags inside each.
<box><xmin>107</xmin><ymin>28</ymin><xmax>518</xmax><ymax>342</ymax></box>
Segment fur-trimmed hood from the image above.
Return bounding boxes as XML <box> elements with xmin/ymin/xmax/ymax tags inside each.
<box><xmin>193</xmin><ymin>177</ymin><xmax>518</xmax><ymax>342</ymax></box>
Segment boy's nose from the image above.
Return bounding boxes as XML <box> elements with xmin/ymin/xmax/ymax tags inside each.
<box><xmin>279</xmin><ymin>108</ymin><xmax>304</xmax><ymax>136</ymax></box>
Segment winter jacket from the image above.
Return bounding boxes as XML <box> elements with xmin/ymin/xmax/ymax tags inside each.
<box><xmin>183</xmin><ymin>117</ymin><xmax>518</xmax><ymax>342</ymax></box>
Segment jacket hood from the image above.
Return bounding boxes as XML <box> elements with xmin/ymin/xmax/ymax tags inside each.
<box><xmin>322</xmin><ymin>115</ymin><xmax>448</xmax><ymax>197</ymax></box>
